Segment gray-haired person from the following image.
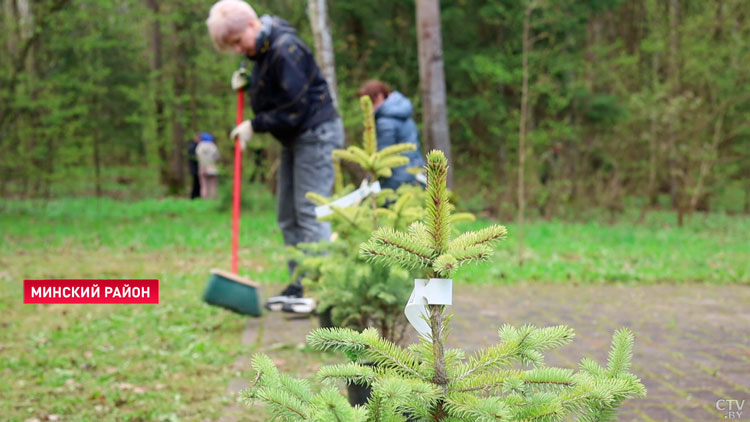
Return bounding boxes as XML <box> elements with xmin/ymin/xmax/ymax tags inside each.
<box><xmin>207</xmin><ymin>0</ymin><xmax>343</xmax><ymax>314</ymax></box>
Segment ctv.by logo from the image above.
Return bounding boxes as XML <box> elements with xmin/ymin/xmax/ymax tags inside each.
<box><xmin>716</xmin><ymin>399</ymin><xmax>746</xmax><ymax>419</ymax></box>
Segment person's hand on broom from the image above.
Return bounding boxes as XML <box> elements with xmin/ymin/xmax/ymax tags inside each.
<box><xmin>230</xmin><ymin>65</ymin><xmax>249</xmax><ymax>91</ymax></box>
<box><xmin>230</xmin><ymin>120</ymin><xmax>253</xmax><ymax>151</ymax></box>
<box><xmin>230</xmin><ymin>64</ymin><xmax>252</xmax><ymax>150</ymax></box>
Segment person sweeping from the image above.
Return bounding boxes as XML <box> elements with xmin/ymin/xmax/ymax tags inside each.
<box><xmin>206</xmin><ymin>0</ymin><xmax>343</xmax><ymax>314</ymax></box>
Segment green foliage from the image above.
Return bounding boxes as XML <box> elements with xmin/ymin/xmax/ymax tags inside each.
<box><xmin>362</xmin><ymin>151</ymin><xmax>507</xmax><ymax>279</ymax></box>
<box><xmin>3</xmin><ymin>0</ymin><xmax>748</xmax><ymax>222</ymax></box>
<box><xmin>245</xmin><ymin>323</ymin><xmax>645</xmax><ymax>421</ymax></box>
<box><xmin>294</xmin><ymin>241</ymin><xmax>414</xmax><ymax>343</ymax></box>
<box><xmin>332</xmin><ymin>96</ymin><xmax>416</xmax><ymax>179</ymax></box>
<box><xmin>244</xmin><ymin>151</ymin><xmax>645</xmax><ymax>421</ymax></box>
<box><xmin>295</xmin><ymin>96</ymin><xmax>428</xmax><ymax>342</ymax></box>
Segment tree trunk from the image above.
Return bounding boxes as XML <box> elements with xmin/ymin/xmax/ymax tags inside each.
<box><xmin>146</xmin><ymin>0</ymin><xmax>169</xmax><ymax>190</ymax></box>
<box><xmin>646</xmin><ymin>51</ymin><xmax>659</xmax><ymax>208</ymax></box>
<box><xmin>94</xmin><ymin>129</ymin><xmax>102</xmax><ymax>197</ymax></box>
<box><xmin>170</xmin><ymin>18</ymin><xmax>188</xmax><ymax>194</ymax></box>
<box><xmin>667</xmin><ymin>0</ymin><xmax>684</xmax><ymax>226</ymax></box>
<box><xmin>308</xmin><ymin>0</ymin><xmax>339</xmax><ymax>111</ymax></box>
<box><xmin>0</xmin><ymin>0</ymin><xmax>70</xmax><ymax>135</ymax></box>
<box><xmin>429</xmin><ymin>304</ymin><xmax>448</xmax><ymax>421</ymax></box>
<box><xmin>416</xmin><ymin>0</ymin><xmax>452</xmax><ymax>188</ymax></box>
<box><xmin>3</xmin><ymin>0</ymin><xmax>18</xmax><ymax>56</ymax></box>
<box><xmin>689</xmin><ymin>115</ymin><xmax>723</xmax><ymax>213</ymax></box>
<box><xmin>518</xmin><ymin>6</ymin><xmax>531</xmax><ymax>266</ymax></box>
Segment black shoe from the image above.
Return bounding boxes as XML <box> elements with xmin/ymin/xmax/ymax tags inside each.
<box><xmin>265</xmin><ymin>284</ymin><xmax>303</xmax><ymax>312</ymax></box>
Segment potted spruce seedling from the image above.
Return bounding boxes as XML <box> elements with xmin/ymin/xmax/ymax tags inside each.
<box><xmin>242</xmin><ymin>150</ymin><xmax>646</xmax><ymax>421</ymax></box>
<box><xmin>294</xmin><ymin>96</ymin><xmax>426</xmax><ymax>341</ymax></box>
<box><xmin>293</xmin><ymin>96</ymin><xmax>432</xmax><ymax>404</ymax></box>
<box><xmin>296</xmin><ymin>96</ymin><xmax>473</xmax><ymax>341</ymax></box>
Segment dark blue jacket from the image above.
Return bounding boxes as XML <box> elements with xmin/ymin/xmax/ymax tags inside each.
<box><xmin>375</xmin><ymin>91</ymin><xmax>425</xmax><ymax>189</ymax></box>
<box><xmin>187</xmin><ymin>140</ymin><xmax>198</xmax><ymax>176</ymax></box>
<box><xmin>248</xmin><ymin>16</ymin><xmax>337</xmax><ymax>146</ymax></box>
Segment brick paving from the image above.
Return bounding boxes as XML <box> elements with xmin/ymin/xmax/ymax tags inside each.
<box><xmin>224</xmin><ymin>284</ymin><xmax>750</xmax><ymax>421</ymax></box>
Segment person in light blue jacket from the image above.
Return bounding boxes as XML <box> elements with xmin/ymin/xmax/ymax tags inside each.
<box><xmin>358</xmin><ymin>80</ymin><xmax>425</xmax><ymax>190</ymax></box>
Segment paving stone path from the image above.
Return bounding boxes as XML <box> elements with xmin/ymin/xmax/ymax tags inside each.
<box><xmin>222</xmin><ymin>284</ymin><xmax>750</xmax><ymax>422</ymax></box>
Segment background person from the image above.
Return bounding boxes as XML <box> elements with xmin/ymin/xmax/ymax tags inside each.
<box><xmin>188</xmin><ymin>133</ymin><xmax>202</xmax><ymax>199</ymax></box>
<box><xmin>358</xmin><ymin>80</ymin><xmax>425</xmax><ymax>190</ymax></box>
<box><xmin>196</xmin><ymin>132</ymin><xmax>220</xmax><ymax>199</ymax></box>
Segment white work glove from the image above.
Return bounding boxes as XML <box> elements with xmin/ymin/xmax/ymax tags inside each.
<box><xmin>231</xmin><ymin>70</ymin><xmax>248</xmax><ymax>91</ymax></box>
<box><xmin>230</xmin><ymin>120</ymin><xmax>253</xmax><ymax>150</ymax></box>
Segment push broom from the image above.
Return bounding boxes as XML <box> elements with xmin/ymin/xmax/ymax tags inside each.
<box><xmin>202</xmin><ymin>82</ymin><xmax>262</xmax><ymax>316</ymax></box>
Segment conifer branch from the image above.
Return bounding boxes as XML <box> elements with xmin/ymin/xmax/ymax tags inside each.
<box><xmin>377</xmin><ymin>143</ymin><xmax>417</xmax><ymax>158</ymax></box>
<box><xmin>249</xmin><ymin>147</ymin><xmax>644</xmax><ymax>422</ymax></box>
<box><xmin>449</xmin><ymin>212</ymin><xmax>477</xmax><ymax>224</ymax></box>
<box><xmin>332</xmin><ymin>149</ymin><xmax>362</xmax><ymax>166</ymax></box>
<box><xmin>450</xmin><ymin>225</ymin><xmax>508</xmax><ymax>250</ymax></box>
<box><xmin>607</xmin><ymin>329</ymin><xmax>634</xmax><ymax>376</ymax></box>
<box><xmin>360</xmin><ymin>96</ymin><xmax>377</xmax><ymax>155</ymax></box>
<box><xmin>424</xmin><ymin>150</ymin><xmax>451</xmax><ymax>253</ymax></box>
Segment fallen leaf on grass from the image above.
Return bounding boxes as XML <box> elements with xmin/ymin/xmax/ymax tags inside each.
<box><xmin>88</xmin><ymin>393</ymin><xmax>106</xmax><ymax>403</ymax></box>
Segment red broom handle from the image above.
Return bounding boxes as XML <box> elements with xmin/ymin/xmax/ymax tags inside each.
<box><xmin>231</xmin><ymin>89</ymin><xmax>244</xmax><ymax>274</ymax></box>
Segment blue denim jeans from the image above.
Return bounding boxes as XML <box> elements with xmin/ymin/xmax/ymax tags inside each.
<box><xmin>277</xmin><ymin>118</ymin><xmax>344</xmax><ymax>277</ymax></box>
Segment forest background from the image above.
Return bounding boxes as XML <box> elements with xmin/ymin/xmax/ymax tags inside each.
<box><xmin>1</xmin><ymin>0</ymin><xmax>748</xmax><ymax>224</ymax></box>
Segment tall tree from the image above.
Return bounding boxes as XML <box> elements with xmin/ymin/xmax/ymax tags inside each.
<box><xmin>145</xmin><ymin>0</ymin><xmax>175</xmax><ymax>192</ymax></box>
<box><xmin>0</xmin><ymin>0</ymin><xmax>70</xmax><ymax>135</ymax></box>
<box><xmin>517</xmin><ymin>2</ymin><xmax>532</xmax><ymax>265</ymax></box>
<box><xmin>416</xmin><ymin>0</ymin><xmax>452</xmax><ymax>187</ymax></box>
<box><xmin>308</xmin><ymin>0</ymin><xmax>339</xmax><ymax>110</ymax></box>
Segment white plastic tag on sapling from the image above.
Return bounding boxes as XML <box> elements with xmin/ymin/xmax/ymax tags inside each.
<box><xmin>404</xmin><ymin>278</ymin><xmax>453</xmax><ymax>341</ymax></box>
<box><xmin>314</xmin><ymin>180</ymin><xmax>381</xmax><ymax>218</ymax></box>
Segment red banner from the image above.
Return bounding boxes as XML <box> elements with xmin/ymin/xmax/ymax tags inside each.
<box><xmin>24</xmin><ymin>279</ymin><xmax>159</xmax><ymax>304</ymax></box>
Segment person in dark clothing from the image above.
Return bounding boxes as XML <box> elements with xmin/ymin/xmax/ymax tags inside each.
<box><xmin>358</xmin><ymin>80</ymin><xmax>425</xmax><ymax>190</ymax></box>
<box><xmin>187</xmin><ymin>134</ymin><xmax>201</xmax><ymax>199</ymax></box>
<box><xmin>207</xmin><ymin>0</ymin><xmax>343</xmax><ymax>314</ymax></box>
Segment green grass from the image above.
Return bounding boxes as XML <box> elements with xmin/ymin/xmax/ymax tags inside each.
<box><xmin>455</xmin><ymin>209</ymin><xmax>750</xmax><ymax>284</ymax></box>
<box><xmin>1</xmin><ymin>195</ymin><xmax>748</xmax><ymax>421</ymax></box>
<box><xmin>0</xmin><ymin>195</ymin><xmax>289</xmax><ymax>422</ymax></box>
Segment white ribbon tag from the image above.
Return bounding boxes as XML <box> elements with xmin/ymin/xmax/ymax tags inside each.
<box><xmin>404</xmin><ymin>278</ymin><xmax>453</xmax><ymax>340</ymax></box>
<box><xmin>314</xmin><ymin>180</ymin><xmax>381</xmax><ymax>218</ymax></box>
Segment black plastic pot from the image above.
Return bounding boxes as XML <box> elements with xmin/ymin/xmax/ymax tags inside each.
<box><xmin>317</xmin><ymin>307</ymin><xmax>334</xmax><ymax>329</ymax></box>
<box><xmin>348</xmin><ymin>381</ymin><xmax>418</xmax><ymax>421</ymax></box>
<box><xmin>316</xmin><ymin>312</ymin><xmax>386</xmax><ymax>409</ymax></box>
<box><xmin>346</xmin><ymin>381</ymin><xmax>373</xmax><ymax>406</ymax></box>
<box><xmin>346</xmin><ymin>361</ymin><xmax>374</xmax><ymax>406</ymax></box>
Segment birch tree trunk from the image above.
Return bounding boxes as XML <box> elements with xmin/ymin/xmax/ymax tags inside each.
<box><xmin>416</xmin><ymin>0</ymin><xmax>453</xmax><ymax>187</ymax></box>
<box><xmin>308</xmin><ymin>0</ymin><xmax>339</xmax><ymax>111</ymax></box>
